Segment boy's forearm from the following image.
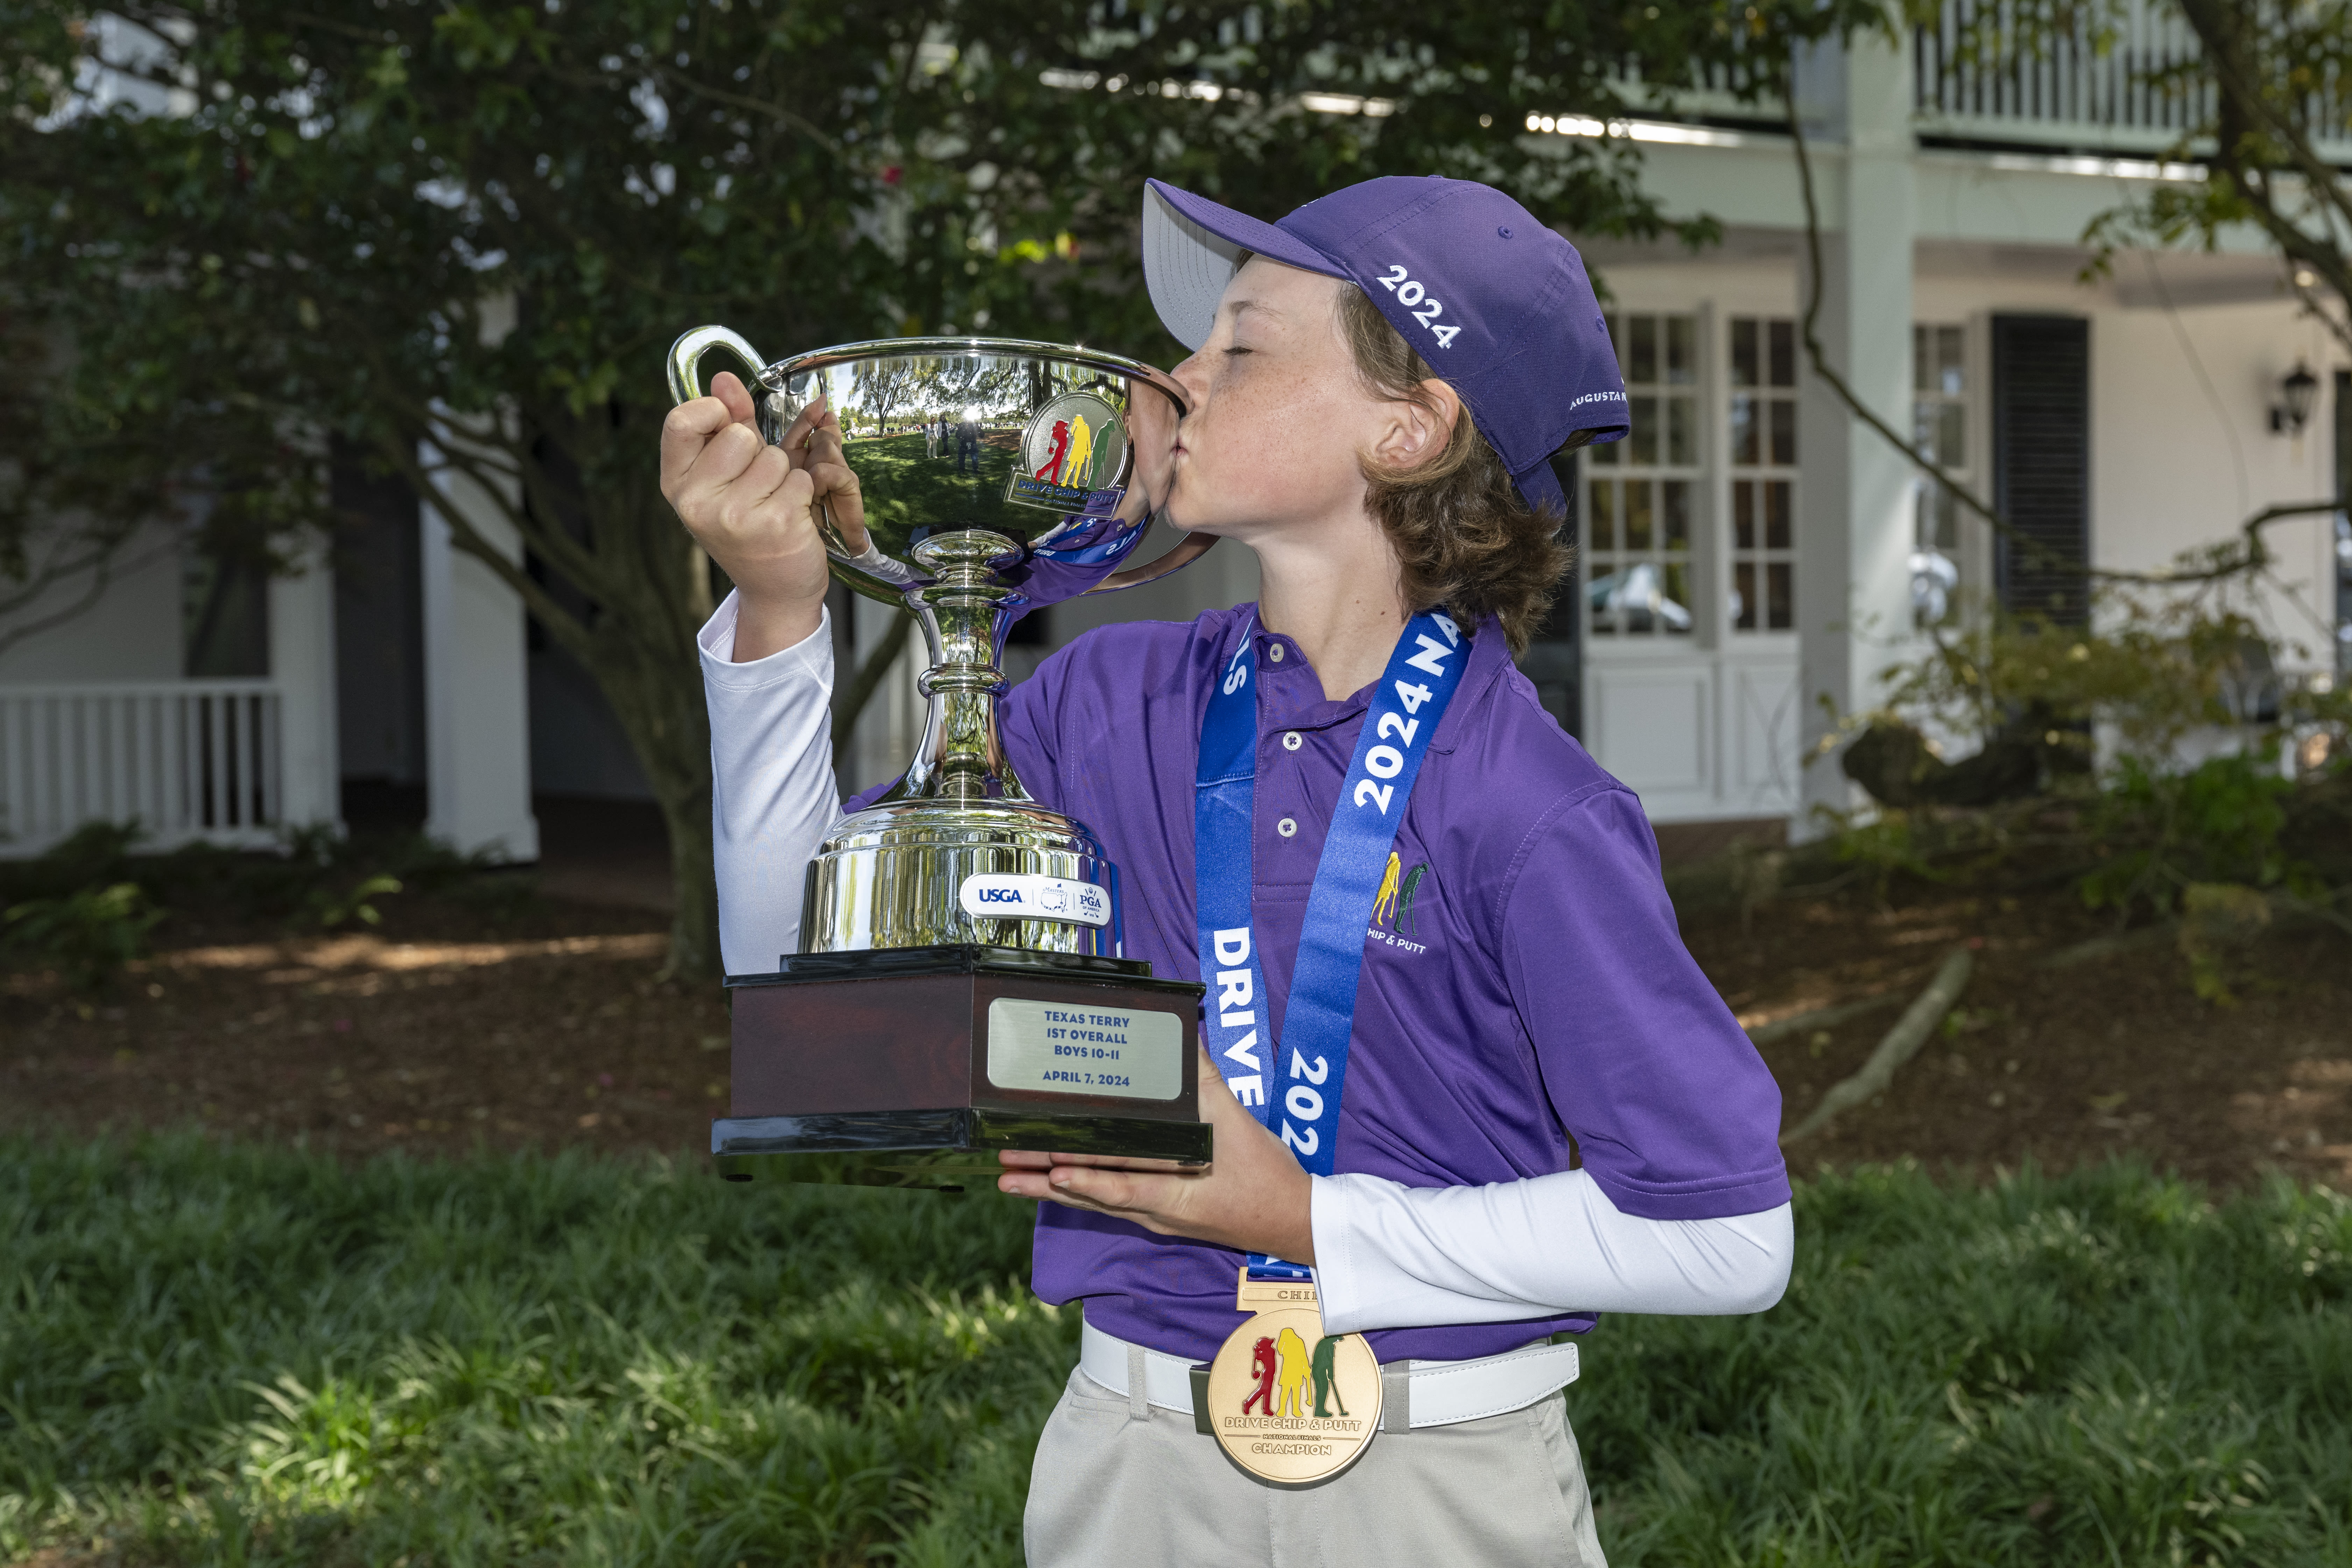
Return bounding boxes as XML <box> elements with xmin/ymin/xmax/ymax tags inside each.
<box><xmin>728</xmin><ymin>592</ymin><xmax>828</xmax><ymax>664</ymax></box>
<box><xmin>1309</xmin><ymin>1168</ymin><xmax>1794</xmax><ymax>1335</ymax></box>
<box><xmin>699</xmin><ymin>592</ymin><xmax>841</xmax><ymax>972</ymax></box>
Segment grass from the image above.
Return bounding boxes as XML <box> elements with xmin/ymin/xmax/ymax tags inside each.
<box><xmin>2</xmin><ymin>1142</ymin><xmax>2349</xmax><ymax>1567</ymax></box>
<box><xmin>841</xmin><ymin>433</ymin><xmax>1044</xmax><ymax>555</ymax></box>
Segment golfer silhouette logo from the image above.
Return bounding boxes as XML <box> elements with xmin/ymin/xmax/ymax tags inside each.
<box><xmin>1009</xmin><ymin>391</ymin><xmax>1126</xmax><ymax>514</ymax></box>
<box><xmin>1036</xmin><ymin>419</ymin><xmax>1071</xmax><ymax>484</ymax></box>
<box><xmin>1310</xmin><ymin>1335</ymin><xmax>1350</xmax><ymax>1418</ymax></box>
<box><xmin>1372</xmin><ymin>851</ymin><xmax>1402</xmax><ymax>927</ymax></box>
<box><xmin>1241</xmin><ymin>1335</ymin><xmax>1278</xmax><ymax>1415</ymax></box>
<box><xmin>1274</xmin><ymin>1326</ymin><xmax>1312</xmax><ymax>1417</ymax></box>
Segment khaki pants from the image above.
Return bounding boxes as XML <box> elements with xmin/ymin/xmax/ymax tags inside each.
<box><xmin>1024</xmin><ymin>1366</ymin><xmax>1610</xmax><ymax>1567</ymax></box>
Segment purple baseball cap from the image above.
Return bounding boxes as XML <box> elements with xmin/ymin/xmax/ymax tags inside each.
<box><xmin>1141</xmin><ymin>175</ymin><xmax>1627</xmax><ymax>515</ymax></box>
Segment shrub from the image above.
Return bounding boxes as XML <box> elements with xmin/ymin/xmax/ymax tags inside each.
<box><xmin>2078</xmin><ymin>753</ymin><xmax>2310</xmax><ymax>921</ymax></box>
<box><xmin>1</xmin><ymin>880</ymin><xmax>164</xmax><ymax>993</ymax></box>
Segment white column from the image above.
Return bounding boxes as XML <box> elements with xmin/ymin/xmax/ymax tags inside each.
<box><xmin>420</xmin><ymin>444</ymin><xmax>540</xmax><ymax>861</ymax></box>
<box><xmin>268</xmin><ymin>535</ymin><xmax>344</xmax><ymax>833</ymax></box>
<box><xmin>1795</xmin><ymin>31</ymin><xmax>1920</xmax><ymax>830</ymax></box>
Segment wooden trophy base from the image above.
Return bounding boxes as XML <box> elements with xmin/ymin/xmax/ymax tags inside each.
<box><xmin>713</xmin><ymin>945</ymin><xmax>1210</xmax><ymax>1192</ymax></box>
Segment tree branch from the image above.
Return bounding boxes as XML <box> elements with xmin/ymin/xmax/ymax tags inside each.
<box><xmin>378</xmin><ymin>435</ymin><xmax>596</xmax><ymax>663</ymax></box>
<box><xmin>1784</xmin><ymin>87</ymin><xmax>2333</xmax><ymax>593</ymax></box>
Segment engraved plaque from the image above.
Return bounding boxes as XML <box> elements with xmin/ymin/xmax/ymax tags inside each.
<box><xmin>985</xmin><ymin>997</ymin><xmax>1183</xmax><ymax>1101</ymax></box>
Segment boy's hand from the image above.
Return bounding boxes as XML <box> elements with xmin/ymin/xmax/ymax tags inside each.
<box><xmin>995</xmin><ymin>1050</ymin><xmax>1316</xmax><ymax>1264</ymax></box>
<box><xmin>660</xmin><ymin>370</ymin><xmax>863</xmax><ymax>661</ymax></box>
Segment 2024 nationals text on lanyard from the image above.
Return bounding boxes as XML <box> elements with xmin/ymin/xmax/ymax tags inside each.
<box><xmin>1192</xmin><ymin>610</ymin><xmax>1469</xmax><ymax>1482</ymax></box>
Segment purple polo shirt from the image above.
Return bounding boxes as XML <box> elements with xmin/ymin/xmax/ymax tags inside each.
<box><xmin>850</xmin><ymin>604</ymin><xmax>1788</xmax><ymax>1365</ymax></box>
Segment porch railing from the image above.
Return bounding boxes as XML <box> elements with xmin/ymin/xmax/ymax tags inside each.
<box><xmin>0</xmin><ymin>681</ymin><xmax>285</xmax><ymax>859</ymax></box>
<box><xmin>1913</xmin><ymin>0</ymin><xmax>2352</xmax><ymax>161</ymax></box>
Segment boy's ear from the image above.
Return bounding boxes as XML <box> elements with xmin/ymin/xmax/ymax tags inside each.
<box><xmin>1368</xmin><ymin>378</ymin><xmax>1463</xmax><ymax>475</ymax></box>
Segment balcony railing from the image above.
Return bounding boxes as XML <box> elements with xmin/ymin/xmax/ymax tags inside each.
<box><xmin>0</xmin><ymin>681</ymin><xmax>285</xmax><ymax>858</ymax></box>
<box><xmin>1913</xmin><ymin>0</ymin><xmax>2352</xmax><ymax>161</ymax></box>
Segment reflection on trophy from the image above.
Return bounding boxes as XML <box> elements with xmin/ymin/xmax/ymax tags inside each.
<box><xmin>666</xmin><ymin>329</ymin><xmax>1217</xmax><ymax>1191</ymax></box>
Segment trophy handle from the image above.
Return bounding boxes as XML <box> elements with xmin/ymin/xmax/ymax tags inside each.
<box><xmin>1085</xmin><ymin>529</ymin><xmax>1219</xmax><ymax>594</ymax></box>
<box><xmin>667</xmin><ymin>325</ymin><xmax>768</xmax><ymax>408</ymax></box>
<box><xmin>670</xmin><ymin>326</ymin><xmax>913</xmax><ymax>604</ymax></box>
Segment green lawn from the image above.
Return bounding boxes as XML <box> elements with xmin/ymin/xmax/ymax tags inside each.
<box><xmin>844</xmin><ymin>433</ymin><xmax>1026</xmax><ymax>557</ymax></box>
<box><xmin>3</xmin><ymin>1141</ymin><xmax>2349</xmax><ymax>1566</ymax></box>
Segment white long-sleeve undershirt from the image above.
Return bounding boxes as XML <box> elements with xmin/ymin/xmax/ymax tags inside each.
<box><xmin>700</xmin><ymin>593</ymin><xmax>840</xmax><ymax>974</ymax></box>
<box><xmin>696</xmin><ymin>588</ymin><xmax>1793</xmax><ymax>1326</ymax></box>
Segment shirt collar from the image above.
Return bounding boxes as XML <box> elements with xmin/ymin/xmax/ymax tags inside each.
<box><xmin>1245</xmin><ymin>610</ymin><xmax>1509</xmax><ymax>745</ymax></box>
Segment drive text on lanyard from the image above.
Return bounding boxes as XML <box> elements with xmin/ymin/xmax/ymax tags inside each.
<box><xmin>1192</xmin><ymin>610</ymin><xmax>1468</xmax><ymax>1278</ymax></box>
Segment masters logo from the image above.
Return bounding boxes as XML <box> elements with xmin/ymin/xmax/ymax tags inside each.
<box><xmin>1006</xmin><ymin>390</ymin><xmax>1127</xmax><ymax>517</ymax></box>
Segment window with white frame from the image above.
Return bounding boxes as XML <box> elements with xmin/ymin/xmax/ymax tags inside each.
<box><xmin>1727</xmin><ymin>316</ymin><xmax>1797</xmax><ymax>633</ymax></box>
<box><xmin>1587</xmin><ymin>313</ymin><xmax>1698</xmax><ymax>637</ymax></box>
<box><xmin>1912</xmin><ymin>323</ymin><xmax>1968</xmax><ymax>625</ymax></box>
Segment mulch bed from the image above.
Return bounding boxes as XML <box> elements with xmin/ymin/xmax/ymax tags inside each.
<box><xmin>1</xmin><ymin>895</ymin><xmax>729</xmax><ymax>1162</ymax></box>
<box><xmin>1703</xmin><ymin>888</ymin><xmax>2352</xmax><ymax>1191</ymax></box>
<box><xmin>5</xmin><ymin>878</ymin><xmax>2348</xmax><ymax>1191</ymax></box>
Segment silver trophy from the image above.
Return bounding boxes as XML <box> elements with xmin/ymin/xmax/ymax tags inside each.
<box><xmin>667</xmin><ymin>329</ymin><xmax>1216</xmax><ymax>1189</ymax></box>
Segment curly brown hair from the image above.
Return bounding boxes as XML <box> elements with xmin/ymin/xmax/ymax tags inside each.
<box><xmin>1334</xmin><ymin>283</ymin><xmax>1592</xmax><ymax>656</ymax></box>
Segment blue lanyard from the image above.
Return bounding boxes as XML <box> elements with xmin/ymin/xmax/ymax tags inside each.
<box><xmin>1193</xmin><ymin>609</ymin><xmax>1470</xmax><ymax>1278</ymax></box>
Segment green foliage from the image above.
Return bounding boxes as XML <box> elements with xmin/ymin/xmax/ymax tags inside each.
<box><xmin>1823</xmin><ymin>807</ymin><xmax>1945</xmax><ymax>902</ymax></box>
<box><xmin>846</xmin><ymin>432</ymin><xmax>1020</xmax><ymax>559</ymax></box>
<box><xmin>2079</xmin><ymin>754</ymin><xmax>2310</xmax><ymax>922</ymax></box>
<box><xmin>312</xmin><ymin>873</ymin><xmax>404</xmax><ymax>930</ymax></box>
<box><xmin>0</xmin><ymin>1137</ymin><xmax>1055</xmax><ymax>1566</ymax></box>
<box><xmin>0</xmin><ymin>880</ymin><xmax>164</xmax><ymax>992</ymax></box>
<box><xmin>1879</xmin><ymin>602</ymin><xmax>2346</xmax><ymax>769</ymax></box>
<box><xmin>4</xmin><ymin>1142</ymin><xmax>2351</xmax><ymax>1565</ymax></box>
<box><xmin>1</xmin><ymin>0</ymin><xmax>1890</xmax><ymax>976</ymax></box>
<box><xmin>0</xmin><ymin>821</ymin><xmax>521</xmax><ymax>945</ymax></box>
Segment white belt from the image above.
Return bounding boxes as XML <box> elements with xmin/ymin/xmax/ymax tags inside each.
<box><xmin>1078</xmin><ymin>1317</ymin><xmax>1580</xmax><ymax>1433</ymax></box>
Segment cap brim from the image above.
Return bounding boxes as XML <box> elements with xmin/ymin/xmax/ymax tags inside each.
<box><xmin>1142</xmin><ymin>179</ymin><xmax>1348</xmax><ymax>351</ymax></box>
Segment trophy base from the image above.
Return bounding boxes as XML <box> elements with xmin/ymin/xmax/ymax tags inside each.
<box><xmin>718</xmin><ymin>945</ymin><xmax>1211</xmax><ymax>1192</ymax></box>
<box><xmin>711</xmin><ymin>1106</ymin><xmax>1209</xmax><ymax>1191</ymax></box>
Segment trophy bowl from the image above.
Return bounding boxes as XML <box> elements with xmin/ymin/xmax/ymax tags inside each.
<box><xmin>668</xmin><ymin>329</ymin><xmax>1216</xmax><ymax>1190</ymax></box>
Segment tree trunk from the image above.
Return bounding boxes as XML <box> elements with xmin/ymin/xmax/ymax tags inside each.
<box><xmin>654</xmin><ymin>771</ymin><xmax>722</xmax><ymax>980</ymax></box>
<box><xmin>582</xmin><ymin>621</ymin><xmax>720</xmax><ymax>979</ymax></box>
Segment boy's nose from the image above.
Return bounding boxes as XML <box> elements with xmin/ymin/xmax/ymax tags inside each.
<box><xmin>1167</xmin><ymin>354</ymin><xmax>1211</xmax><ymax>411</ymax></box>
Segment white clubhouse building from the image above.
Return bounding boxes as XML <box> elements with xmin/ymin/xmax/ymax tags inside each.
<box><xmin>5</xmin><ymin>12</ymin><xmax>2349</xmax><ymax>858</ymax></box>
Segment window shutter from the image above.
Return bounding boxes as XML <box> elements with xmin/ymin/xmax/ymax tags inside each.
<box><xmin>1991</xmin><ymin>315</ymin><xmax>2090</xmax><ymax>625</ymax></box>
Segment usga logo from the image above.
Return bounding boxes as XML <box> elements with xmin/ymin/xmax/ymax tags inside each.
<box><xmin>959</xmin><ymin>873</ymin><xmax>1111</xmax><ymax>929</ymax></box>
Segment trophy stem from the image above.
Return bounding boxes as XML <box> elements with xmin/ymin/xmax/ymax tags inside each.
<box><xmin>897</xmin><ymin>531</ymin><xmax>1030</xmax><ymax>803</ymax></box>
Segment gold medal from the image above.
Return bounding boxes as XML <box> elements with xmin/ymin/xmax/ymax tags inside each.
<box><xmin>1203</xmin><ymin>1265</ymin><xmax>1382</xmax><ymax>1484</ymax></box>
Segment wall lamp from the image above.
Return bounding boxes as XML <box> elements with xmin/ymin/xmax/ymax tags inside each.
<box><xmin>2272</xmin><ymin>360</ymin><xmax>2318</xmax><ymax>435</ymax></box>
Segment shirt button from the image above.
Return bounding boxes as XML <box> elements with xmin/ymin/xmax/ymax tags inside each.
<box><xmin>1268</xmin><ymin>644</ymin><xmax>1285</xmax><ymax>663</ymax></box>
<box><xmin>1282</xmin><ymin>731</ymin><xmax>1303</xmax><ymax>751</ymax></box>
<box><xmin>1276</xmin><ymin>817</ymin><xmax>1298</xmax><ymax>838</ymax></box>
